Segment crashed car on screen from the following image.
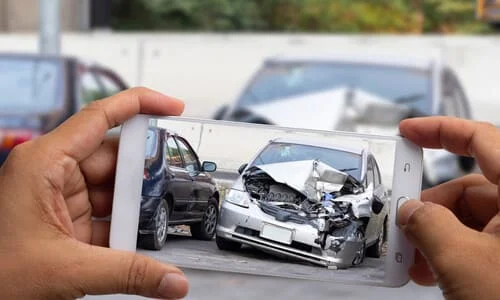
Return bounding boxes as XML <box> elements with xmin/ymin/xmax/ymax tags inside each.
<box><xmin>216</xmin><ymin>138</ymin><xmax>389</xmax><ymax>269</ymax></box>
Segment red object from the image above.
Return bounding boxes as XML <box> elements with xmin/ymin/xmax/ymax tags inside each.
<box><xmin>143</xmin><ymin>168</ymin><xmax>150</xmax><ymax>180</ymax></box>
<box><xmin>0</xmin><ymin>129</ymin><xmax>40</xmax><ymax>149</ymax></box>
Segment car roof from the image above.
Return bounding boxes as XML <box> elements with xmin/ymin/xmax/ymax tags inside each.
<box><xmin>266</xmin><ymin>50</ymin><xmax>441</xmax><ymax>70</ymax></box>
<box><xmin>270</xmin><ymin>136</ymin><xmax>367</xmax><ymax>155</ymax></box>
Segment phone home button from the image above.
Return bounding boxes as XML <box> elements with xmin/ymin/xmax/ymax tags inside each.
<box><xmin>395</xmin><ymin>196</ymin><xmax>410</xmax><ymax>225</ymax></box>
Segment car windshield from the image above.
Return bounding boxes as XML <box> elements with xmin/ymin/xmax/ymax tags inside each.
<box><xmin>145</xmin><ymin>128</ymin><xmax>158</xmax><ymax>158</ymax></box>
<box><xmin>237</xmin><ymin>62</ymin><xmax>432</xmax><ymax>114</ymax></box>
<box><xmin>0</xmin><ymin>57</ymin><xmax>62</xmax><ymax>114</ymax></box>
<box><xmin>251</xmin><ymin>142</ymin><xmax>362</xmax><ymax>181</ymax></box>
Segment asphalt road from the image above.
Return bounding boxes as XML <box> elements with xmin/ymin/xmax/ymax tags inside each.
<box><xmin>87</xmin><ymin>231</ymin><xmax>443</xmax><ymax>300</ymax></box>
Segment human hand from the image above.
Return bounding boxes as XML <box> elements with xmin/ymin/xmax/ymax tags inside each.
<box><xmin>0</xmin><ymin>87</ymin><xmax>189</xmax><ymax>299</ymax></box>
<box><xmin>398</xmin><ymin>117</ymin><xmax>500</xmax><ymax>299</ymax></box>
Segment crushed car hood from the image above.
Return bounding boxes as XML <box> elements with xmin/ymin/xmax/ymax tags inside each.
<box><xmin>242</xmin><ymin>86</ymin><xmax>410</xmax><ymax>131</ymax></box>
<box><xmin>251</xmin><ymin>160</ymin><xmax>348</xmax><ymax>201</ymax></box>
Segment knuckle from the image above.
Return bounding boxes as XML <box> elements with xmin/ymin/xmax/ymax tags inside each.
<box><xmin>476</xmin><ymin>121</ymin><xmax>496</xmax><ymax>130</ymax></box>
<box><xmin>125</xmin><ymin>254</ymin><xmax>151</xmax><ymax>295</ymax></box>
<box><xmin>129</xmin><ymin>86</ymin><xmax>151</xmax><ymax>95</ymax></box>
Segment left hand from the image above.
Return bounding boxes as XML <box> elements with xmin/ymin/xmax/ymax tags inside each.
<box><xmin>0</xmin><ymin>87</ymin><xmax>189</xmax><ymax>299</ymax></box>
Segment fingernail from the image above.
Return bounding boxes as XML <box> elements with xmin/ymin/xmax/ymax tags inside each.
<box><xmin>398</xmin><ymin>200</ymin><xmax>424</xmax><ymax>227</ymax></box>
<box><xmin>158</xmin><ymin>273</ymin><xmax>189</xmax><ymax>299</ymax></box>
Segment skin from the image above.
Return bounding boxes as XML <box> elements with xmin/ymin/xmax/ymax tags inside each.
<box><xmin>0</xmin><ymin>87</ymin><xmax>189</xmax><ymax>299</ymax></box>
<box><xmin>398</xmin><ymin>117</ymin><xmax>500</xmax><ymax>300</ymax></box>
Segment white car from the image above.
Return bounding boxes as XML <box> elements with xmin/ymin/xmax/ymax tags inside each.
<box><xmin>216</xmin><ymin>138</ymin><xmax>389</xmax><ymax>269</ymax></box>
<box><xmin>213</xmin><ymin>50</ymin><xmax>476</xmax><ymax>187</ymax></box>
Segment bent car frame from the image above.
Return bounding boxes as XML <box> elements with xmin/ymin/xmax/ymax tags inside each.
<box><xmin>216</xmin><ymin>138</ymin><xmax>389</xmax><ymax>269</ymax></box>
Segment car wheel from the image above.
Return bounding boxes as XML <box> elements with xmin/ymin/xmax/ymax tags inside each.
<box><xmin>216</xmin><ymin>235</ymin><xmax>242</xmax><ymax>251</ymax></box>
<box><xmin>191</xmin><ymin>199</ymin><xmax>218</xmax><ymax>240</ymax></box>
<box><xmin>351</xmin><ymin>230</ymin><xmax>366</xmax><ymax>266</ymax></box>
<box><xmin>366</xmin><ymin>219</ymin><xmax>386</xmax><ymax>258</ymax></box>
<box><xmin>138</xmin><ymin>199</ymin><xmax>169</xmax><ymax>250</ymax></box>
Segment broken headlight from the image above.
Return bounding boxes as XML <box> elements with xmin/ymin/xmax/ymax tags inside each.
<box><xmin>225</xmin><ymin>189</ymin><xmax>250</xmax><ymax>208</ymax></box>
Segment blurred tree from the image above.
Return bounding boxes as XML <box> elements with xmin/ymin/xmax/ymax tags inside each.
<box><xmin>111</xmin><ymin>0</ymin><xmax>490</xmax><ymax>33</ymax></box>
<box><xmin>422</xmin><ymin>0</ymin><xmax>488</xmax><ymax>32</ymax></box>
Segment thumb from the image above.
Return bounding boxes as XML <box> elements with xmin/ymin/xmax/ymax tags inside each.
<box><xmin>69</xmin><ymin>245</ymin><xmax>189</xmax><ymax>299</ymax></box>
<box><xmin>397</xmin><ymin>200</ymin><xmax>469</xmax><ymax>272</ymax></box>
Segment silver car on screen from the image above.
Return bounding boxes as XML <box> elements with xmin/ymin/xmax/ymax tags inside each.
<box><xmin>216</xmin><ymin>138</ymin><xmax>389</xmax><ymax>269</ymax></box>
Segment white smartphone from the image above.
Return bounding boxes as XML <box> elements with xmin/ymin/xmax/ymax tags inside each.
<box><xmin>109</xmin><ymin>115</ymin><xmax>422</xmax><ymax>288</ymax></box>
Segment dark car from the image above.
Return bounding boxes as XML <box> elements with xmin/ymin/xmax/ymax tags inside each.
<box><xmin>138</xmin><ymin>126</ymin><xmax>219</xmax><ymax>250</ymax></box>
<box><xmin>0</xmin><ymin>53</ymin><xmax>128</xmax><ymax>165</ymax></box>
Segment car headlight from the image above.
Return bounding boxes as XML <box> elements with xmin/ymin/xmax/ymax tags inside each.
<box><xmin>225</xmin><ymin>189</ymin><xmax>250</xmax><ymax>208</ymax></box>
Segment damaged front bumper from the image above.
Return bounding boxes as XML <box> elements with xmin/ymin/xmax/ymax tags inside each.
<box><xmin>216</xmin><ymin>200</ymin><xmax>365</xmax><ymax>269</ymax></box>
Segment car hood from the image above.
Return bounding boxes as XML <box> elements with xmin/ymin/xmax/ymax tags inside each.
<box><xmin>238</xmin><ymin>86</ymin><xmax>411</xmax><ymax>131</ymax></box>
<box><xmin>247</xmin><ymin>160</ymin><xmax>349</xmax><ymax>201</ymax></box>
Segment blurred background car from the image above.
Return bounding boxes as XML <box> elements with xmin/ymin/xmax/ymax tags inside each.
<box><xmin>0</xmin><ymin>53</ymin><xmax>128</xmax><ymax>165</ymax></box>
<box><xmin>139</xmin><ymin>126</ymin><xmax>219</xmax><ymax>250</ymax></box>
<box><xmin>213</xmin><ymin>51</ymin><xmax>476</xmax><ymax>188</ymax></box>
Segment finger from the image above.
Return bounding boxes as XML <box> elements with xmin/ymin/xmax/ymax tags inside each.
<box><xmin>398</xmin><ymin>200</ymin><xmax>476</xmax><ymax>273</ymax></box>
<box><xmin>70</xmin><ymin>244</ymin><xmax>189</xmax><ymax>299</ymax></box>
<box><xmin>91</xmin><ymin>221</ymin><xmax>110</xmax><ymax>247</ymax></box>
<box><xmin>399</xmin><ymin>117</ymin><xmax>500</xmax><ymax>185</ymax></box>
<box><xmin>87</xmin><ymin>184</ymin><xmax>114</xmax><ymax>218</ymax></box>
<box><xmin>43</xmin><ymin>87</ymin><xmax>184</xmax><ymax>163</ymax></box>
<box><xmin>80</xmin><ymin>137</ymin><xmax>119</xmax><ymax>186</ymax></box>
<box><xmin>421</xmin><ymin>174</ymin><xmax>498</xmax><ymax>229</ymax></box>
<box><xmin>409</xmin><ymin>250</ymin><xmax>437</xmax><ymax>286</ymax></box>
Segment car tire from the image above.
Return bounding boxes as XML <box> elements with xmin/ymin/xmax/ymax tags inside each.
<box><xmin>366</xmin><ymin>219</ymin><xmax>386</xmax><ymax>258</ymax></box>
<box><xmin>351</xmin><ymin>230</ymin><xmax>366</xmax><ymax>266</ymax></box>
<box><xmin>216</xmin><ymin>235</ymin><xmax>242</xmax><ymax>251</ymax></box>
<box><xmin>138</xmin><ymin>199</ymin><xmax>169</xmax><ymax>250</ymax></box>
<box><xmin>190</xmin><ymin>199</ymin><xmax>218</xmax><ymax>240</ymax></box>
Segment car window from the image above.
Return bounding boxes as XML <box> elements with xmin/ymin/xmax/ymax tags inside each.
<box><xmin>166</xmin><ymin>136</ymin><xmax>183</xmax><ymax>168</ymax></box>
<box><xmin>145</xmin><ymin>129</ymin><xmax>158</xmax><ymax>159</ymax></box>
<box><xmin>366</xmin><ymin>160</ymin><xmax>374</xmax><ymax>188</ymax></box>
<box><xmin>238</xmin><ymin>62</ymin><xmax>433</xmax><ymax>115</ymax></box>
<box><xmin>372</xmin><ymin>158</ymin><xmax>382</xmax><ymax>187</ymax></box>
<box><xmin>79</xmin><ymin>70</ymin><xmax>106</xmax><ymax>107</ymax></box>
<box><xmin>175</xmin><ymin>137</ymin><xmax>200</xmax><ymax>172</ymax></box>
<box><xmin>94</xmin><ymin>71</ymin><xmax>122</xmax><ymax>97</ymax></box>
<box><xmin>251</xmin><ymin>142</ymin><xmax>362</xmax><ymax>181</ymax></box>
<box><xmin>0</xmin><ymin>57</ymin><xmax>62</xmax><ymax>113</ymax></box>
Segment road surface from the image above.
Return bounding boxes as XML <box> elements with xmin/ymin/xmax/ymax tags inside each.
<box><xmin>87</xmin><ymin>231</ymin><xmax>443</xmax><ymax>300</ymax></box>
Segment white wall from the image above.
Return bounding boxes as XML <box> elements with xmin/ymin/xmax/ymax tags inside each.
<box><xmin>0</xmin><ymin>33</ymin><xmax>499</xmax><ymax>123</ymax></box>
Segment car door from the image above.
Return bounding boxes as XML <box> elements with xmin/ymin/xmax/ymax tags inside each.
<box><xmin>165</xmin><ymin>134</ymin><xmax>193</xmax><ymax>221</ymax></box>
<box><xmin>175</xmin><ymin>136</ymin><xmax>208</xmax><ymax>219</ymax></box>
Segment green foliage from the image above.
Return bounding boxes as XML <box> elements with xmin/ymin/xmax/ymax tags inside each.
<box><xmin>111</xmin><ymin>0</ymin><xmax>492</xmax><ymax>33</ymax></box>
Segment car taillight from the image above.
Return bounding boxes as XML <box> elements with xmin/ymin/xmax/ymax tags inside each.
<box><xmin>144</xmin><ymin>168</ymin><xmax>150</xmax><ymax>180</ymax></box>
<box><xmin>0</xmin><ymin>130</ymin><xmax>38</xmax><ymax>149</ymax></box>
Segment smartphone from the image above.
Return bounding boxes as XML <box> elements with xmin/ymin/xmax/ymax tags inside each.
<box><xmin>109</xmin><ymin>115</ymin><xmax>422</xmax><ymax>287</ymax></box>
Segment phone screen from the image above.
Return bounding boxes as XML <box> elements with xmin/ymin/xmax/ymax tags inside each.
<box><xmin>132</xmin><ymin>117</ymin><xmax>401</xmax><ymax>285</ymax></box>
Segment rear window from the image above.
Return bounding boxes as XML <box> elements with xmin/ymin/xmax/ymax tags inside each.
<box><xmin>0</xmin><ymin>57</ymin><xmax>63</xmax><ymax>113</ymax></box>
<box><xmin>145</xmin><ymin>129</ymin><xmax>158</xmax><ymax>158</ymax></box>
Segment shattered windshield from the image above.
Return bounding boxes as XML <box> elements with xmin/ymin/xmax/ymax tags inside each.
<box><xmin>0</xmin><ymin>57</ymin><xmax>62</xmax><ymax>114</ymax></box>
<box><xmin>251</xmin><ymin>142</ymin><xmax>362</xmax><ymax>181</ymax></box>
<box><xmin>237</xmin><ymin>62</ymin><xmax>432</xmax><ymax>114</ymax></box>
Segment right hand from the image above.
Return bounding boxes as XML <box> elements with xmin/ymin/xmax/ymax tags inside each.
<box><xmin>397</xmin><ymin>117</ymin><xmax>500</xmax><ymax>299</ymax></box>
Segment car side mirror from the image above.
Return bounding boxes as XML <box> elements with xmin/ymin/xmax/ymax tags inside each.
<box><xmin>202</xmin><ymin>161</ymin><xmax>217</xmax><ymax>172</ymax></box>
<box><xmin>371</xmin><ymin>195</ymin><xmax>384</xmax><ymax>215</ymax></box>
<box><xmin>238</xmin><ymin>163</ymin><xmax>248</xmax><ymax>175</ymax></box>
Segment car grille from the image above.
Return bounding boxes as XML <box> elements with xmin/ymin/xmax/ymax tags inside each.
<box><xmin>259</xmin><ymin>201</ymin><xmax>313</xmax><ymax>226</ymax></box>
